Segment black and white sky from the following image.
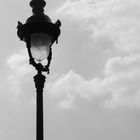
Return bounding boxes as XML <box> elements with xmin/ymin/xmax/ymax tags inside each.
<box><xmin>1</xmin><ymin>0</ymin><xmax>140</xmax><ymax>140</ymax></box>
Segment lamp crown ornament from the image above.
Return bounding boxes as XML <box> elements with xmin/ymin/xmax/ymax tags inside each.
<box><xmin>30</xmin><ymin>0</ymin><xmax>46</xmax><ymax>15</ymax></box>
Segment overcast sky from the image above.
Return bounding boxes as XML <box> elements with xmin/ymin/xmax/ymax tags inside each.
<box><xmin>1</xmin><ymin>0</ymin><xmax>140</xmax><ymax>140</ymax></box>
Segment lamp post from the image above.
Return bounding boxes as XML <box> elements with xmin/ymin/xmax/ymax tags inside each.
<box><xmin>17</xmin><ymin>0</ymin><xmax>61</xmax><ymax>140</ymax></box>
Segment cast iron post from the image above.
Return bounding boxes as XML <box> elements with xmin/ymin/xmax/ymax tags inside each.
<box><xmin>17</xmin><ymin>0</ymin><xmax>61</xmax><ymax>140</ymax></box>
<box><xmin>34</xmin><ymin>71</ymin><xmax>46</xmax><ymax>140</ymax></box>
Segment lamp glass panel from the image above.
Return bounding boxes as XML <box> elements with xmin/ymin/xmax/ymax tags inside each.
<box><xmin>30</xmin><ymin>33</ymin><xmax>52</xmax><ymax>62</ymax></box>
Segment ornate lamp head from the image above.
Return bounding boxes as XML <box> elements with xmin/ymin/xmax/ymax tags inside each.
<box><xmin>17</xmin><ymin>0</ymin><xmax>61</xmax><ymax>74</ymax></box>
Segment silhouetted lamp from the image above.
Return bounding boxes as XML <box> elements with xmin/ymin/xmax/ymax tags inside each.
<box><xmin>17</xmin><ymin>0</ymin><xmax>61</xmax><ymax>74</ymax></box>
<box><xmin>17</xmin><ymin>0</ymin><xmax>61</xmax><ymax>140</ymax></box>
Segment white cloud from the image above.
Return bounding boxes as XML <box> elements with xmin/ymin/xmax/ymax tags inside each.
<box><xmin>48</xmin><ymin>70</ymin><xmax>106</xmax><ymax>102</ymax></box>
<box><xmin>57</xmin><ymin>0</ymin><xmax>140</xmax><ymax>54</ymax></box>
<box><xmin>49</xmin><ymin>0</ymin><xmax>140</xmax><ymax>109</ymax></box>
<box><xmin>6</xmin><ymin>50</ymin><xmax>33</xmax><ymax>99</ymax></box>
<box><xmin>57</xmin><ymin>0</ymin><xmax>106</xmax><ymax>19</ymax></box>
<box><xmin>47</xmin><ymin>53</ymin><xmax>140</xmax><ymax>109</ymax></box>
<box><xmin>58</xmin><ymin>96</ymin><xmax>75</xmax><ymax>109</ymax></box>
<box><xmin>7</xmin><ymin>49</ymin><xmax>31</xmax><ymax>77</ymax></box>
<box><xmin>103</xmin><ymin>55</ymin><xmax>140</xmax><ymax>108</ymax></box>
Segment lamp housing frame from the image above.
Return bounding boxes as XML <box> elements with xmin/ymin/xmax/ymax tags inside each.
<box><xmin>17</xmin><ymin>6</ymin><xmax>61</xmax><ymax>74</ymax></box>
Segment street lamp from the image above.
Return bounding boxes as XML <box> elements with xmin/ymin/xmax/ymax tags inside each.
<box><xmin>17</xmin><ymin>0</ymin><xmax>61</xmax><ymax>140</ymax></box>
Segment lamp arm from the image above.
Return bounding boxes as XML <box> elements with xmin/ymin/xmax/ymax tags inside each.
<box><xmin>26</xmin><ymin>36</ymin><xmax>41</xmax><ymax>72</ymax></box>
<box><xmin>26</xmin><ymin>35</ymin><xmax>36</xmax><ymax>65</ymax></box>
<box><xmin>45</xmin><ymin>47</ymin><xmax>52</xmax><ymax>74</ymax></box>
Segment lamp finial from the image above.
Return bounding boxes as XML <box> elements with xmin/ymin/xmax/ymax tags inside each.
<box><xmin>30</xmin><ymin>0</ymin><xmax>46</xmax><ymax>15</ymax></box>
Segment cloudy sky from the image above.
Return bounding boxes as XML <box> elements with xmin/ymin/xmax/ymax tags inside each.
<box><xmin>1</xmin><ymin>0</ymin><xmax>140</xmax><ymax>139</ymax></box>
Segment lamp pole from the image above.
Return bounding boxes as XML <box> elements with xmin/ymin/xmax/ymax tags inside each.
<box><xmin>17</xmin><ymin>0</ymin><xmax>61</xmax><ymax>140</ymax></box>
<box><xmin>34</xmin><ymin>71</ymin><xmax>46</xmax><ymax>140</ymax></box>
